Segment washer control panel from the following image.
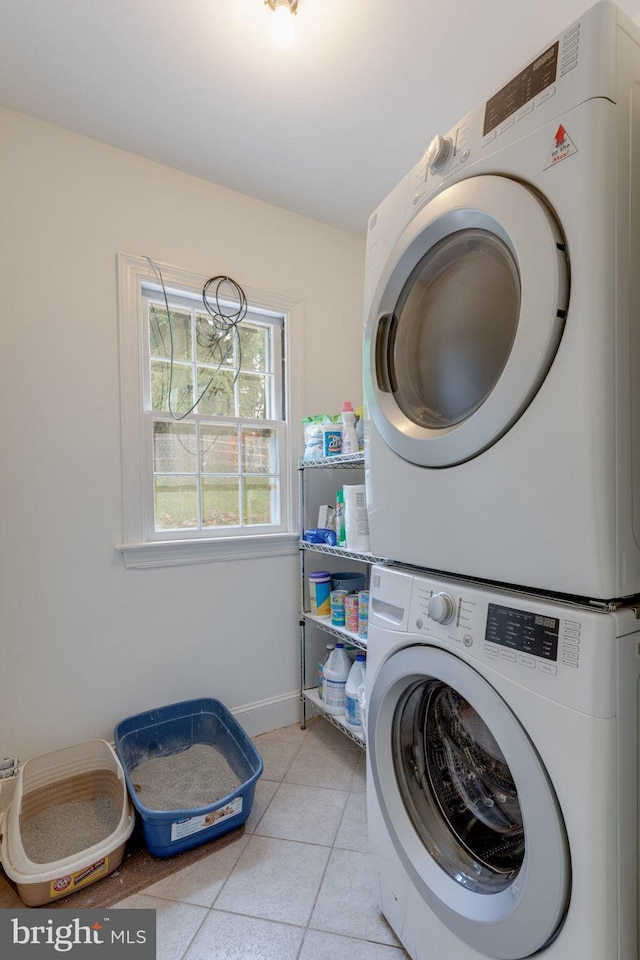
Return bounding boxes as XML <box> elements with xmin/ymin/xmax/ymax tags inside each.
<box><xmin>368</xmin><ymin>563</ymin><xmax>634</xmax><ymax>714</ymax></box>
<box><xmin>377</xmin><ymin>563</ymin><xmax>629</xmax><ymax>716</ymax></box>
<box><xmin>411</xmin><ymin>578</ymin><xmax>579</xmax><ymax>677</ymax></box>
<box><xmin>485</xmin><ymin>602</ymin><xmax>559</xmax><ymax>665</ymax></box>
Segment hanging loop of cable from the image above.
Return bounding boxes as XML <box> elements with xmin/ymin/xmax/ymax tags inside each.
<box><xmin>202</xmin><ymin>276</ymin><xmax>247</xmax><ymax>328</ymax></box>
<box><xmin>146</xmin><ymin>259</ymin><xmax>248</xmax><ymax>421</ymax></box>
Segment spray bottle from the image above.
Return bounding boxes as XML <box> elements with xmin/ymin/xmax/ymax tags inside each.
<box><xmin>335</xmin><ymin>488</ymin><xmax>346</xmax><ymax>547</ymax></box>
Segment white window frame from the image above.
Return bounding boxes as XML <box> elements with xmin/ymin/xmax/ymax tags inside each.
<box><xmin>116</xmin><ymin>253</ymin><xmax>303</xmax><ymax>568</ymax></box>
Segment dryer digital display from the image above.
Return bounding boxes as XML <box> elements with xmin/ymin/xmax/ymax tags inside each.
<box><xmin>485</xmin><ymin>603</ymin><xmax>559</xmax><ymax>661</ymax></box>
<box><xmin>483</xmin><ymin>41</ymin><xmax>558</xmax><ymax>135</ymax></box>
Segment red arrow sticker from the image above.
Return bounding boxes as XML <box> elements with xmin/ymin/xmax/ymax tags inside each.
<box><xmin>545</xmin><ymin>125</ymin><xmax>577</xmax><ymax>169</ymax></box>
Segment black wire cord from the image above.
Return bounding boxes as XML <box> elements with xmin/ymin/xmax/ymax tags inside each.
<box><xmin>146</xmin><ymin>257</ymin><xmax>248</xmax><ymax>421</ymax></box>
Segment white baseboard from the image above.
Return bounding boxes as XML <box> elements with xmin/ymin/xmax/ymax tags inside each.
<box><xmin>232</xmin><ymin>691</ymin><xmax>301</xmax><ymax>738</ymax></box>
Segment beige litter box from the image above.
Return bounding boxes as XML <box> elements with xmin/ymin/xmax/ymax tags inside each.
<box><xmin>0</xmin><ymin>739</ymin><xmax>134</xmax><ymax>906</ymax></box>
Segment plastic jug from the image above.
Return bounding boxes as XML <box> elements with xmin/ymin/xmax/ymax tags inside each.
<box><xmin>318</xmin><ymin>643</ymin><xmax>335</xmax><ymax>702</ymax></box>
<box><xmin>345</xmin><ymin>653</ymin><xmax>366</xmax><ymax>730</ymax></box>
<box><xmin>322</xmin><ymin>643</ymin><xmax>352</xmax><ymax>716</ymax></box>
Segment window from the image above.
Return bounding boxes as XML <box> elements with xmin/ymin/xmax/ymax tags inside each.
<box><xmin>117</xmin><ymin>254</ymin><xmax>303</xmax><ymax>567</ymax></box>
<box><xmin>146</xmin><ymin>286</ymin><xmax>284</xmax><ymax>534</ymax></box>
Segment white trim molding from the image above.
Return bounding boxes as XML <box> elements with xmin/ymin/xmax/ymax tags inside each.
<box><xmin>232</xmin><ymin>691</ymin><xmax>301</xmax><ymax>739</ymax></box>
<box><xmin>116</xmin><ymin>252</ymin><xmax>305</xmax><ymax>567</ymax></box>
<box><xmin>116</xmin><ymin>532</ymin><xmax>299</xmax><ymax>568</ymax></box>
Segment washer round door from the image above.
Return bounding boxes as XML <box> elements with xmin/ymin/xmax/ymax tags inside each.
<box><xmin>368</xmin><ymin>645</ymin><xmax>571</xmax><ymax>960</ymax></box>
<box><xmin>364</xmin><ymin>175</ymin><xmax>569</xmax><ymax>467</ymax></box>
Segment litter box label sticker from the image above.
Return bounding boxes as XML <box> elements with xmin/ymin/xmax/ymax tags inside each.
<box><xmin>170</xmin><ymin>796</ymin><xmax>242</xmax><ymax>841</ymax></box>
<box><xmin>50</xmin><ymin>858</ymin><xmax>109</xmax><ymax>899</ymax></box>
<box><xmin>0</xmin><ymin>909</ymin><xmax>156</xmax><ymax>957</ymax></box>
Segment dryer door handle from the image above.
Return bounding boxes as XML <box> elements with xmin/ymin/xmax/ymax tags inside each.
<box><xmin>375</xmin><ymin>313</ymin><xmax>398</xmax><ymax>394</ymax></box>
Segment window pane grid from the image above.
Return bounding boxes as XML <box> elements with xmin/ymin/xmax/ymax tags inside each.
<box><xmin>151</xmin><ymin>417</ymin><xmax>281</xmax><ymax>533</ymax></box>
<box><xmin>148</xmin><ymin>300</ymin><xmax>278</xmax><ymax>422</ymax></box>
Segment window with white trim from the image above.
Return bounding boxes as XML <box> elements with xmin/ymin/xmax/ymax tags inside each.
<box><xmin>117</xmin><ymin>254</ymin><xmax>302</xmax><ymax>566</ymax></box>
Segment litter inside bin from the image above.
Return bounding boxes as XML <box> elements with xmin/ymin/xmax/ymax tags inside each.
<box><xmin>132</xmin><ymin>743</ymin><xmax>241</xmax><ymax>810</ymax></box>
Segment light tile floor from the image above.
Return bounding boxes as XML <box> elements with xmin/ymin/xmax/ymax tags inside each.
<box><xmin>0</xmin><ymin>717</ymin><xmax>411</xmax><ymax>960</ymax></box>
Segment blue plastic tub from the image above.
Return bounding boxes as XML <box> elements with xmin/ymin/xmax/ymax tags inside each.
<box><xmin>330</xmin><ymin>572</ymin><xmax>366</xmax><ymax>593</ymax></box>
<box><xmin>114</xmin><ymin>698</ymin><xmax>263</xmax><ymax>857</ymax></box>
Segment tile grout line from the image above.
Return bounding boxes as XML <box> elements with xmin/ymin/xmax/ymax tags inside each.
<box><xmin>296</xmin><ymin>742</ymin><xmax>360</xmax><ymax>955</ymax></box>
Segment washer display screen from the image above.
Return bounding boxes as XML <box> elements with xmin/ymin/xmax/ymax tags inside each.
<box><xmin>485</xmin><ymin>603</ymin><xmax>559</xmax><ymax>661</ymax></box>
<box><xmin>483</xmin><ymin>41</ymin><xmax>559</xmax><ymax>136</ymax></box>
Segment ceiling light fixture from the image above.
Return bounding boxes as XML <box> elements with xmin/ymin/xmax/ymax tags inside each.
<box><xmin>265</xmin><ymin>0</ymin><xmax>298</xmax><ymax>48</ymax></box>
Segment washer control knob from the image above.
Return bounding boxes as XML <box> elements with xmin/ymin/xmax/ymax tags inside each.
<box><xmin>425</xmin><ymin>134</ymin><xmax>453</xmax><ymax>172</ymax></box>
<box><xmin>428</xmin><ymin>592</ymin><xmax>456</xmax><ymax>624</ymax></box>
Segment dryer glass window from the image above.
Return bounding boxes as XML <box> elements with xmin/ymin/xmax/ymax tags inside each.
<box><xmin>391</xmin><ymin>229</ymin><xmax>520</xmax><ymax>429</ymax></box>
<box><xmin>393</xmin><ymin>678</ymin><xmax>525</xmax><ymax>894</ymax></box>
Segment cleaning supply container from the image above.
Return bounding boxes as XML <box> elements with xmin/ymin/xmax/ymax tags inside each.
<box><xmin>341</xmin><ymin>401</ymin><xmax>358</xmax><ymax>454</ymax></box>
<box><xmin>358</xmin><ymin>590</ymin><xmax>370</xmax><ymax>639</ymax></box>
<box><xmin>345</xmin><ymin>594</ymin><xmax>359</xmax><ymax>633</ymax></box>
<box><xmin>330</xmin><ymin>589</ymin><xmax>348</xmax><ymax>626</ymax></box>
<box><xmin>318</xmin><ymin>642</ymin><xmax>335</xmax><ymax>701</ymax></box>
<box><xmin>335</xmin><ymin>489</ymin><xmax>346</xmax><ymax>546</ymax></box>
<box><xmin>322</xmin><ymin>643</ymin><xmax>352</xmax><ymax>716</ymax></box>
<box><xmin>321</xmin><ymin>422</ymin><xmax>342</xmax><ymax>457</ymax></box>
<box><xmin>343</xmin><ymin>484</ymin><xmax>371</xmax><ymax>552</ymax></box>
<box><xmin>0</xmin><ymin>739</ymin><xmax>134</xmax><ymax>906</ymax></box>
<box><xmin>308</xmin><ymin>570</ymin><xmax>332</xmax><ymax>617</ymax></box>
<box><xmin>114</xmin><ymin>698</ymin><xmax>263</xmax><ymax>857</ymax></box>
<box><xmin>345</xmin><ymin>653</ymin><xmax>367</xmax><ymax>733</ymax></box>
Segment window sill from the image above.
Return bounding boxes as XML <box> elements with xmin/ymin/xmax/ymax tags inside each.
<box><xmin>116</xmin><ymin>533</ymin><xmax>299</xmax><ymax>569</ymax></box>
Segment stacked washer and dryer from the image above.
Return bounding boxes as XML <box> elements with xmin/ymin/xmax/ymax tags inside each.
<box><xmin>363</xmin><ymin>2</ymin><xmax>640</xmax><ymax>958</ymax></box>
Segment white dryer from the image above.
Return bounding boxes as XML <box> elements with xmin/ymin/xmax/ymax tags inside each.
<box><xmin>363</xmin><ymin>0</ymin><xmax>640</xmax><ymax>601</ymax></box>
<box><xmin>366</xmin><ymin>562</ymin><xmax>640</xmax><ymax>960</ymax></box>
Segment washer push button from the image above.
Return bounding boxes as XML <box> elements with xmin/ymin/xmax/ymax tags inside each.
<box><xmin>561</xmin><ymin>619</ymin><xmax>581</xmax><ymax>667</ymax></box>
<box><xmin>538</xmin><ymin>661</ymin><xmax>557</xmax><ymax>676</ymax></box>
<box><xmin>518</xmin><ymin>654</ymin><xmax>536</xmax><ymax>669</ymax></box>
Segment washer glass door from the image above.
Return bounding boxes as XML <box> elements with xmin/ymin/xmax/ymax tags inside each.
<box><xmin>368</xmin><ymin>644</ymin><xmax>570</xmax><ymax>959</ymax></box>
<box><xmin>365</xmin><ymin>175</ymin><xmax>569</xmax><ymax>467</ymax></box>
<box><xmin>395</xmin><ymin>679</ymin><xmax>524</xmax><ymax>894</ymax></box>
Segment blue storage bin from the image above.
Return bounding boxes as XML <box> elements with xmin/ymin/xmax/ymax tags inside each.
<box><xmin>114</xmin><ymin>698</ymin><xmax>263</xmax><ymax>857</ymax></box>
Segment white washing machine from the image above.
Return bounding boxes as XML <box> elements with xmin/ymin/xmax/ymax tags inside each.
<box><xmin>363</xmin><ymin>1</ymin><xmax>640</xmax><ymax>601</ymax></box>
<box><xmin>366</xmin><ymin>562</ymin><xmax>640</xmax><ymax>960</ymax></box>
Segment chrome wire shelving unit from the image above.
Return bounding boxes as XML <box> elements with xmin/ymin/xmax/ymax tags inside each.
<box><xmin>300</xmin><ymin>541</ymin><xmax>389</xmax><ymax>564</ymax></box>
<box><xmin>297</xmin><ymin>452</ymin><xmax>385</xmax><ymax>748</ymax></box>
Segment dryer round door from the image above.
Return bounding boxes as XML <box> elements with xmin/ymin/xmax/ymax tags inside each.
<box><xmin>368</xmin><ymin>645</ymin><xmax>571</xmax><ymax>960</ymax></box>
<box><xmin>364</xmin><ymin>175</ymin><xmax>569</xmax><ymax>467</ymax></box>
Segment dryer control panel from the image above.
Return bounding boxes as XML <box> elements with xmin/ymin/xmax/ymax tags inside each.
<box><xmin>405</xmin><ymin>0</ymin><xmax>621</xmax><ymax>211</ymax></box>
<box><xmin>483</xmin><ymin>40</ymin><xmax>560</xmax><ymax>137</ymax></box>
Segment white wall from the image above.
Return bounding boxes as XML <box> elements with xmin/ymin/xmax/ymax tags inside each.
<box><xmin>0</xmin><ymin>106</ymin><xmax>365</xmax><ymax>763</ymax></box>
